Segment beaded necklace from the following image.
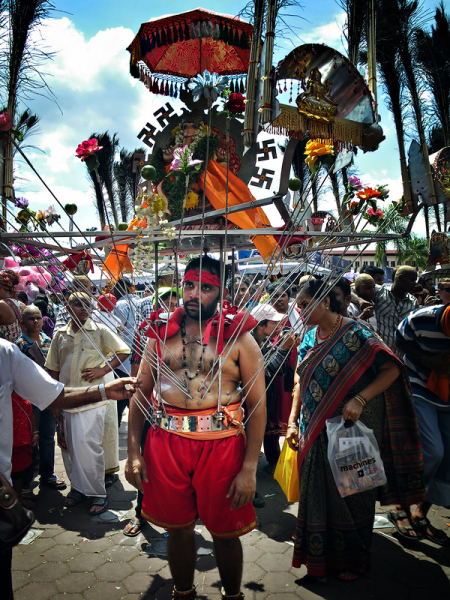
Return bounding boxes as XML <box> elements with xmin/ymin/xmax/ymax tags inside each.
<box><xmin>315</xmin><ymin>314</ymin><xmax>343</xmax><ymax>345</ymax></box>
<box><xmin>180</xmin><ymin>317</ymin><xmax>207</xmax><ymax>381</ymax></box>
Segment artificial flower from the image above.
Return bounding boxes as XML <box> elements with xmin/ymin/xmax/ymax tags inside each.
<box><xmin>378</xmin><ymin>184</ymin><xmax>389</xmax><ymax>198</ymax></box>
<box><xmin>0</xmin><ymin>112</ymin><xmax>13</xmax><ymax>132</ymax></box>
<box><xmin>349</xmin><ymin>201</ymin><xmax>359</xmax><ymax>210</ymax></box>
<box><xmin>169</xmin><ymin>146</ymin><xmax>203</xmax><ymax>174</ymax></box>
<box><xmin>44</xmin><ymin>205</ymin><xmax>60</xmax><ymax>225</ymax></box>
<box><xmin>184</xmin><ymin>191</ymin><xmax>200</xmax><ymax>211</ymax></box>
<box><xmin>35</xmin><ymin>210</ymin><xmax>45</xmax><ymax>221</ymax></box>
<box><xmin>75</xmin><ymin>138</ymin><xmax>103</xmax><ymax>161</ymax></box>
<box><xmin>366</xmin><ymin>207</ymin><xmax>384</xmax><ymax>221</ymax></box>
<box><xmin>188</xmin><ymin>70</ymin><xmax>229</xmax><ymax>102</ymax></box>
<box><xmin>224</xmin><ymin>93</ymin><xmax>246</xmax><ymax>114</ymax></box>
<box><xmin>14</xmin><ymin>197</ymin><xmax>29</xmax><ymax>208</ymax></box>
<box><xmin>304</xmin><ymin>139</ymin><xmax>334</xmax><ymax>171</ymax></box>
<box><xmin>356</xmin><ymin>187</ymin><xmax>381</xmax><ymax>201</ymax></box>
<box><xmin>347</xmin><ymin>176</ymin><xmax>362</xmax><ymax>190</ymax></box>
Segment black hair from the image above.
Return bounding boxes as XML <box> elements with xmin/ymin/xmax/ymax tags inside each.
<box><xmin>185</xmin><ymin>255</ymin><xmax>229</xmax><ymax>287</ymax></box>
<box><xmin>35</xmin><ymin>293</ymin><xmax>49</xmax><ymax>306</ymax></box>
<box><xmin>33</xmin><ymin>299</ymin><xmax>48</xmax><ymax>317</ymax></box>
<box><xmin>362</xmin><ymin>265</ymin><xmax>384</xmax><ymax>278</ymax></box>
<box><xmin>114</xmin><ymin>277</ymin><xmax>132</xmax><ymax>299</ymax></box>
<box><xmin>160</xmin><ymin>289</ymin><xmax>176</xmax><ymax>301</ymax></box>
<box><xmin>229</xmin><ymin>274</ymin><xmax>256</xmax><ymax>293</ymax></box>
<box><xmin>62</xmin><ymin>289</ymin><xmax>71</xmax><ymax>299</ymax></box>
<box><xmin>298</xmin><ymin>278</ymin><xmax>341</xmax><ymax>313</ymax></box>
<box><xmin>17</xmin><ymin>291</ymin><xmax>28</xmax><ymax>304</ymax></box>
<box><xmin>266</xmin><ymin>279</ymin><xmax>290</xmax><ymax>296</ymax></box>
<box><xmin>333</xmin><ymin>276</ymin><xmax>351</xmax><ymax>298</ymax></box>
<box><xmin>258</xmin><ymin>319</ymin><xmax>269</xmax><ymax>327</ymax></box>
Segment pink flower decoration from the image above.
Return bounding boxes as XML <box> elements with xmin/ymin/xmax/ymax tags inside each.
<box><xmin>0</xmin><ymin>112</ymin><xmax>13</xmax><ymax>132</ymax></box>
<box><xmin>169</xmin><ymin>146</ymin><xmax>203</xmax><ymax>174</ymax></box>
<box><xmin>75</xmin><ymin>138</ymin><xmax>103</xmax><ymax>161</ymax></box>
<box><xmin>348</xmin><ymin>176</ymin><xmax>362</xmax><ymax>190</ymax></box>
<box><xmin>366</xmin><ymin>207</ymin><xmax>384</xmax><ymax>221</ymax></box>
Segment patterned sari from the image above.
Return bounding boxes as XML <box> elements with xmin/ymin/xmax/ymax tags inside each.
<box><xmin>293</xmin><ymin>321</ymin><xmax>425</xmax><ymax>575</ymax></box>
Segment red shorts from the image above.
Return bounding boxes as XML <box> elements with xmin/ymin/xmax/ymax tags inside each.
<box><xmin>141</xmin><ymin>427</ymin><xmax>257</xmax><ymax>538</ymax></box>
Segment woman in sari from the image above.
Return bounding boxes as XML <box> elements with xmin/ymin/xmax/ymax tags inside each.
<box><xmin>286</xmin><ymin>279</ymin><xmax>425</xmax><ymax>581</ymax></box>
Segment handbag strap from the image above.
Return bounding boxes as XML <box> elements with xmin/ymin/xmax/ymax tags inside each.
<box><xmin>0</xmin><ymin>471</ymin><xmax>18</xmax><ymax>509</ymax></box>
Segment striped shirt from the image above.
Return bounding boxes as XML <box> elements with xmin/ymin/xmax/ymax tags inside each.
<box><xmin>395</xmin><ymin>303</ymin><xmax>450</xmax><ymax>407</ymax></box>
<box><xmin>373</xmin><ymin>285</ymin><xmax>418</xmax><ymax>357</ymax></box>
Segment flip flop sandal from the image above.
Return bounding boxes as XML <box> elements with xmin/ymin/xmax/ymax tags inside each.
<box><xmin>338</xmin><ymin>571</ymin><xmax>359</xmax><ymax>581</ymax></box>
<box><xmin>89</xmin><ymin>496</ymin><xmax>109</xmax><ymax>515</ymax></box>
<box><xmin>41</xmin><ymin>476</ymin><xmax>67</xmax><ymax>490</ymax></box>
<box><xmin>387</xmin><ymin>509</ymin><xmax>422</xmax><ymax>541</ymax></box>
<box><xmin>413</xmin><ymin>517</ymin><xmax>450</xmax><ymax>546</ymax></box>
<box><xmin>64</xmin><ymin>489</ymin><xmax>86</xmax><ymax>507</ymax></box>
<box><xmin>105</xmin><ymin>473</ymin><xmax>119</xmax><ymax>489</ymax></box>
<box><xmin>123</xmin><ymin>517</ymin><xmax>143</xmax><ymax>537</ymax></box>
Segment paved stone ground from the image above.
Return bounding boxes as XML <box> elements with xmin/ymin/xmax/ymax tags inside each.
<box><xmin>12</xmin><ymin>417</ymin><xmax>450</xmax><ymax>600</ymax></box>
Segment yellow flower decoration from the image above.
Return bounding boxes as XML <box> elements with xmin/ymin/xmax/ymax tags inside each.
<box><xmin>184</xmin><ymin>191</ymin><xmax>199</xmax><ymax>211</ymax></box>
<box><xmin>304</xmin><ymin>139</ymin><xmax>334</xmax><ymax>170</ymax></box>
<box><xmin>151</xmin><ymin>194</ymin><xmax>166</xmax><ymax>214</ymax></box>
<box><xmin>171</xmin><ymin>125</ymin><xmax>181</xmax><ymax>138</ymax></box>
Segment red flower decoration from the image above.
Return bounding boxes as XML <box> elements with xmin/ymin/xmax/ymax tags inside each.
<box><xmin>225</xmin><ymin>93</ymin><xmax>246</xmax><ymax>114</ymax></box>
<box><xmin>356</xmin><ymin>187</ymin><xmax>381</xmax><ymax>201</ymax></box>
<box><xmin>75</xmin><ymin>138</ymin><xmax>103</xmax><ymax>162</ymax></box>
<box><xmin>0</xmin><ymin>112</ymin><xmax>13</xmax><ymax>132</ymax></box>
<box><xmin>349</xmin><ymin>201</ymin><xmax>359</xmax><ymax>210</ymax></box>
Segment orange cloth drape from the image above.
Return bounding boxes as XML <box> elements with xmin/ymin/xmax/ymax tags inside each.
<box><xmin>198</xmin><ymin>160</ymin><xmax>277</xmax><ymax>259</ymax></box>
<box><xmin>102</xmin><ymin>222</ymin><xmax>135</xmax><ymax>282</ymax></box>
<box><xmin>426</xmin><ymin>304</ymin><xmax>450</xmax><ymax>402</ymax></box>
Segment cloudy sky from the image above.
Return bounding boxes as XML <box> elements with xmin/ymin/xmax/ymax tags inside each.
<box><xmin>7</xmin><ymin>0</ymin><xmax>440</xmax><ymax>240</ymax></box>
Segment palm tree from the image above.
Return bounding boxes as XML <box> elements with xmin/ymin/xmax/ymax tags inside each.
<box><xmin>89</xmin><ymin>131</ymin><xmax>120</xmax><ymax>228</ymax></box>
<box><xmin>398</xmin><ymin>234</ymin><xmax>428</xmax><ymax>268</ymax></box>
<box><xmin>374</xmin><ymin>203</ymin><xmax>410</xmax><ymax>267</ymax></box>
<box><xmin>0</xmin><ymin>0</ymin><xmax>56</xmax><ymax>221</ymax></box>
<box><xmin>416</xmin><ymin>2</ymin><xmax>450</xmax><ymax>147</ymax></box>
<box><xmin>113</xmin><ymin>148</ymin><xmax>142</xmax><ymax>223</ymax></box>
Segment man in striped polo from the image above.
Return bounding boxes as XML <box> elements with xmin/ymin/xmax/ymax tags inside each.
<box><xmin>394</xmin><ymin>301</ymin><xmax>450</xmax><ymax>545</ymax></box>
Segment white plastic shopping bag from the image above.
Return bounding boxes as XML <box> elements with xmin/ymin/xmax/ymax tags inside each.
<box><xmin>326</xmin><ymin>416</ymin><xmax>387</xmax><ymax>498</ymax></box>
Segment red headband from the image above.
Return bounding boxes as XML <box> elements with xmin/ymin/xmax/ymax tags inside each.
<box><xmin>184</xmin><ymin>269</ymin><xmax>221</xmax><ymax>287</ymax></box>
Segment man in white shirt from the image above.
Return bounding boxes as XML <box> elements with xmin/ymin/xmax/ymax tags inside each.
<box><xmin>0</xmin><ymin>338</ymin><xmax>138</xmax><ymax>600</ymax></box>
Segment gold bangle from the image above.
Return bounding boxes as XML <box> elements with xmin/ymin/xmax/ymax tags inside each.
<box><xmin>354</xmin><ymin>395</ymin><xmax>366</xmax><ymax>407</ymax></box>
<box><xmin>287</xmin><ymin>424</ymin><xmax>299</xmax><ymax>430</ymax></box>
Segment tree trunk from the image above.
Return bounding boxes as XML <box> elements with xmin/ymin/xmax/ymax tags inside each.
<box><xmin>424</xmin><ymin>205</ymin><xmax>430</xmax><ymax>243</ymax></box>
<box><xmin>312</xmin><ymin>178</ymin><xmax>318</xmax><ymax>213</ymax></box>
<box><xmin>434</xmin><ymin>204</ymin><xmax>441</xmax><ymax>232</ymax></box>
<box><xmin>329</xmin><ymin>172</ymin><xmax>342</xmax><ymax>229</ymax></box>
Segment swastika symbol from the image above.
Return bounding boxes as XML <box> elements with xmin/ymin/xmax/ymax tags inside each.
<box><xmin>256</xmin><ymin>139</ymin><xmax>277</xmax><ymax>161</ymax></box>
<box><xmin>250</xmin><ymin>167</ymin><xmax>275</xmax><ymax>188</ymax></box>
<box><xmin>137</xmin><ymin>123</ymin><xmax>157</xmax><ymax>148</ymax></box>
<box><xmin>154</xmin><ymin>103</ymin><xmax>175</xmax><ymax>128</ymax></box>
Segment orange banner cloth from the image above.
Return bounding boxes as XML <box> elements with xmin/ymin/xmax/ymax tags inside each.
<box><xmin>198</xmin><ymin>160</ymin><xmax>278</xmax><ymax>259</ymax></box>
<box><xmin>102</xmin><ymin>222</ymin><xmax>135</xmax><ymax>283</ymax></box>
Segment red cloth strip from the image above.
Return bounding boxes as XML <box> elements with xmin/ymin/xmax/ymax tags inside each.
<box><xmin>184</xmin><ymin>270</ymin><xmax>221</xmax><ymax>287</ymax></box>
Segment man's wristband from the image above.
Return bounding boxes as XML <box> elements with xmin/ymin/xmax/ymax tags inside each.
<box><xmin>98</xmin><ymin>383</ymin><xmax>108</xmax><ymax>402</ymax></box>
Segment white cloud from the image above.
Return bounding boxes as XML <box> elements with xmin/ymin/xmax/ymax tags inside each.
<box><xmin>38</xmin><ymin>18</ymin><xmax>133</xmax><ymax>92</ymax></box>
<box><xmin>295</xmin><ymin>13</ymin><xmax>347</xmax><ymax>53</ymax></box>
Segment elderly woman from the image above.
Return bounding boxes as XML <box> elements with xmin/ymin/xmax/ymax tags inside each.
<box><xmin>0</xmin><ymin>269</ymin><xmax>23</xmax><ymax>342</ymax></box>
<box><xmin>286</xmin><ymin>279</ymin><xmax>425</xmax><ymax>581</ymax></box>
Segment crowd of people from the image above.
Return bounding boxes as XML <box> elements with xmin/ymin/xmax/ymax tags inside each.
<box><xmin>0</xmin><ymin>258</ymin><xmax>449</xmax><ymax>599</ymax></box>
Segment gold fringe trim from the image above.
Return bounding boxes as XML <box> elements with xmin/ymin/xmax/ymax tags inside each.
<box><xmin>267</xmin><ymin>104</ymin><xmax>365</xmax><ymax>147</ymax></box>
<box><xmin>141</xmin><ymin>510</ymin><xmax>197</xmax><ymax>530</ymax></box>
<box><xmin>208</xmin><ymin>519</ymin><xmax>257</xmax><ymax>539</ymax></box>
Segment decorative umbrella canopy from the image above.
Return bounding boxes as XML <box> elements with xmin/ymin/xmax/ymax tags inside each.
<box><xmin>127</xmin><ymin>8</ymin><xmax>253</xmax><ymax>90</ymax></box>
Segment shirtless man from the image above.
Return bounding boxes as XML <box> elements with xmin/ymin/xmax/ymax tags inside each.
<box><xmin>125</xmin><ymin>256</ymin><xmax>266</xmax><ymax>600</ymax></box>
